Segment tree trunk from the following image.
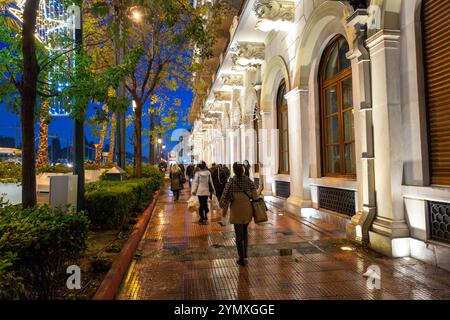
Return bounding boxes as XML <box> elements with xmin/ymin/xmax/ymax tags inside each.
<box><xmin>108</xmin><ymin>113</ymin><xmax>116</xmax><ymax>164</ymax></box>
<box><xmin>134</xmin><ymin>102</ymin><xmax>143</xmax><ymax>178</ymax></box>
<box><xmin>37</xmin><ymin>100</ymin><xmax>50</xmax><ymax>168</ymax></box>
<box><xmin>21</xmin><ymin>0</ymin><xmax>40</xmax><ymax>208</ymax></box>
<box><xmin>95</xmin><ymin>105</ymin><xmax>108</xmax><ymax>164</ymax></box>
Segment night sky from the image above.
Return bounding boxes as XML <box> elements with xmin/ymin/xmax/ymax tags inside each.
<box><xmin>0</xmin><ymin>88</ymin><xmax>193</xmax><ymax>158</ymax></box>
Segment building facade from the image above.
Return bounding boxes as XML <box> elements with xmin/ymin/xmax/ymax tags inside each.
<box><xmin>189</xmin><ymin>0</ymin><xmax>450</xmax><ymax>271</ymax></box>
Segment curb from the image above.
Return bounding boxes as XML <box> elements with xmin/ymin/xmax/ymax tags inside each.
<box><xmin>93</xmin><ymin>190</ymin><xmax>160</xmax><ymax>300</ymax></box>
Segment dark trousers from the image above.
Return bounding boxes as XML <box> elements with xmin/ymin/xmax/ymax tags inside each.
<box><xmin>198</xmin><ymin>196</ymin><xmax>210</xmax><ymax>221</ymax></box>
<box><xmin>234</xmin><ymin>224</ymin><xmax>249</xmax><ymax>260</ymax></box>
<box><xmin>173</xmin><ymin>190</ymin><xmax>180</xmax><ymax>201</ymax></box>
<box><xmin>215</xmin><ymin>189</ymin><xmax>224</xmax><ymax>202</ymax></box>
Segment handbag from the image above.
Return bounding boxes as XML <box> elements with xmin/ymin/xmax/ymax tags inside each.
<box><xmin>243</xmin><ymin>191</ymin><xmax>268</xmax><ymax>224</ymax></box>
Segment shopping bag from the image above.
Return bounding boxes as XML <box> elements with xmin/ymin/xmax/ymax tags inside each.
<box><xmin>187</xmin><ymin>196</ymin><xmax>200</xmax><ymax>211</ymax></box>
<box><xmin>212</xmin><ymin>195</ymin><xmax>221</xmax><ymax>210</ymax></box>
<box><xmin>218</xmin><ymin>207</ymin><xmax>229</xmax><ymax>226</ymax></box>
<box><xmin>251</xmin><ymin>197</ymin><xmax>268</xmax><ymax>224</ymax></box>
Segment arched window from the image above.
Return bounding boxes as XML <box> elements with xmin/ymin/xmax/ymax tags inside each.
<box><xmin>423</xmin><ymin>0</ymin><xmax>450</xmax><ymax>185</ymax></box>
<box><xmin>277</xmin><ymin>80</ymin><xmax>289</xmax><ymax>174</ymax></box>
<box><xmin>320</xmin><ymin>36</ymin><xmax>355</xmax><ymax>177</ymax></box>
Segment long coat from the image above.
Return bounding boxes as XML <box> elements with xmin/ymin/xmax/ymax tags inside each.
<box><xmin>170</xmin><ymin>171</ymin><xmax>182</xmax><ymax>191</ymax></box>
<box><xmin>220</xmin><ymin>176</ymin><xmax>258</xmax><ymax>225</ymax></box>
<box><xmin>228</xmin><ymin>190</ymin><xmax>258</xmax><ymax>224</ymax></box>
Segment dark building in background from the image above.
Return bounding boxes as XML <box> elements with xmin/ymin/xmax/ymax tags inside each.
<box><xmin>0</xmin><ymin>136</ymin><xmax>16</xmax><ymax>148</ymax></box>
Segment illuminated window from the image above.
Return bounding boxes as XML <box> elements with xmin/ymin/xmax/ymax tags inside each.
<box><xmin>277</xmin><ymin>80</ymin><xmax>289</xmax><ymax>174</ymax></box>
<box><xmin>320</xmin><ymin>36</ymin><xmax>355</xmax><ymax>177</ymax></box>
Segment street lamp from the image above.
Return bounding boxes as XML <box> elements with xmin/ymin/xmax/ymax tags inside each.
<box><xmin>116</xmin><ymin>5</ymin><xmax>144</xmax><ymax>170</ymax></box>
<box><xmin>129</xmin><ymin>6</ymin><xmax>143</xmax><ymax>22</ymax></box>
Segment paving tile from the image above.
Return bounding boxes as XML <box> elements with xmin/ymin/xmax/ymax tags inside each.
<box><xmin>116</xmin><ymin>183</ymin><xmax>450</xmax><ymax>300</ymax></box>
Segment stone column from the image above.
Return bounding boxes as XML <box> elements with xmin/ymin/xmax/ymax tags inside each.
<box><xmin>260</xmin><ymin>111</ymin><xmax>274</xmax><ymax>196</ymax></box>
<box><xmin>366</xmin><ymin>30</ymin><xmax>410</xmax><ymax>257</ymax></box>
<box><xmin>285</xmin><ymin>88</ymin><xmax>312</xmax><ymax>213</ymax></box>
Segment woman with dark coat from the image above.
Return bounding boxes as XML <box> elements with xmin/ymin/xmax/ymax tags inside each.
<box><xmin>220</xmin><ymin>162</ymin><xmax>258</xmax><ymax>266</ymax></box>
<box><xmin>243</xmin><ymin>160</ymin><xmax>251</xmax><ymax>178</ymax></box>
<box><xmin>169</xmin><ymin>164</ymin><xmax>183</xmax><ymax>201</ymax></box>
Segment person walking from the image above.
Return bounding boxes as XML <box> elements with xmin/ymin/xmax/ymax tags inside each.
<box><xmin>211</xmin><ymin>163</ymin><xmax>228</xmax><ymax>202</ymax></box>
<box><xmin>222</xmin><ymin>164</ymin><xmax>231</xmax><ymax>180</ymax></box>
<box><xmin>191</xmin><ymin>161</ymin><xmax>215</xmax><ymax>224</ymax></box>
<box><xmin>220</xmin><ymin>162</ymin><xmax>258</xmax><ymax>266</ymax></box>
<box><xmin>185</xmin><ymin>163</ymin><xmax>195</xmax><ymax>188</ymax></box>
<box><xmin>169</xmin><ymin>163</ymin><xmax>183</xmax><ymax>201</ymax></box>
<box><xmin>243</xmin><ymin>160</ymin><xmax>251</xmax><ymax>178</ymax></box>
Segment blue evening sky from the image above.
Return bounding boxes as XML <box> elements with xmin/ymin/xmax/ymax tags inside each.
<box><xmin>0</xmin><ymin>90</ymin><xmax>193</xmax><ymax>157</ymax></box>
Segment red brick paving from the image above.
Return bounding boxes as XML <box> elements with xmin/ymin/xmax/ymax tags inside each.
<box><xmin>117</xmin><ymin>183</ymin><xmax>450</xmax><ymax>300</ymax></box>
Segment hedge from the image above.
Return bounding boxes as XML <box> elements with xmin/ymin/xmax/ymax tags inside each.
<box><xmin>85</xmin><ymin>173</ymin><xmax>163</xmax><ymax>230</ymax></box>
<box><xmin>0</xmin><ymin>162</ymin><xmax>21</xmax><ymax>183</ymax></box>
<box><xmin>0</xmin><ymin>252</ymin><xmax>25</xmax><ymax>300</ymax></box>
<box><xmin>125</xmin><ymin>164</ymin><xmax>165</xmax><ymax>185</ymax></box>
<box><xmin>0</xmin><ymin>205</ymin><xmax>90</xmax><ymax>299</ymax></box>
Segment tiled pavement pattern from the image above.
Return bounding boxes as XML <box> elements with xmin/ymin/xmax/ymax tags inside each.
<box><xmin>117</xmin><ymin>183</ymin><xmax>450</xmax><ymax>300</ymax></box>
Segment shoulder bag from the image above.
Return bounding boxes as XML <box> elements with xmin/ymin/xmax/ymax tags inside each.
<box><xmin>243</xmin><ymin>190</ymin><xmax>268</xmax><ymax>224</ymax></box>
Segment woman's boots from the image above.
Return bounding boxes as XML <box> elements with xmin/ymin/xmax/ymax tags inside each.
<box><xmin>236</xmin><ymin>241</ymin><xmax>247</xmax><ymax>266</ymax></box>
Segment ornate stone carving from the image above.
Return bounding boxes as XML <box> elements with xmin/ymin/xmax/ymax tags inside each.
<box><xmin>214</xmin><ymin>91</ymin><xmax>232</xmax><ymax>102</ymax></box>
<box><xmin>253</xmin><ymin>0</ymin><xmax>295</xmax><ymax>32</ymax></box>
<box><xmin>254</xmin><ymin>0</ymin><xmax>294</xmax><ymax>21</ymax></box>
<box><xmin>231</xmin><ymin>42</ymin><xmax>265</xmax><ymax>68</ymax></box>
<box><xmin>222</xmin><ymin>73</ymin><xmax>244</xmax><ymax>88</ymax></box>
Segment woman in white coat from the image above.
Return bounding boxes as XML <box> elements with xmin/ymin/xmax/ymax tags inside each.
<box><xmin>191</xmin><ymin>161</ymin><xmax>215</xmax><ymax>224</ymax></box>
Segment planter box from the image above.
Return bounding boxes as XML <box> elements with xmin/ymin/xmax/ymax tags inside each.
<box><xmin>37</xmin><ymin>173</ymin><xmax>73</xmax><ymax>193</ymax></box>
<box><xmin>0</xmin><ymin>182</ymin><xmax>22</xmax><ymax>205</ymax></box>
<box><xmin>86</xmin><ymin>168</ymin><xmax>108</xmax><ymax>183</ymax></box>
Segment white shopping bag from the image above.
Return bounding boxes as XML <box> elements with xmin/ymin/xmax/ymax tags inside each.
<box><xmin>218</xmin><ymin>207</ymin><xmax>229</xmax><ymax>226</ymax></box>
<box><xmin>211</xmin><ymin>195</ymin><xmax>221</xmax><ymax>210</ymax></box>
<box><xmin>187</xmin><ymin>196</ymin><xmax>200</xmax><ymax>211</ymax></box>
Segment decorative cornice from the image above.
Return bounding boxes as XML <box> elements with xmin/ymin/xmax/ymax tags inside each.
<box><xmin>231</xmin><ymin>42</ymin><xmax>265</xmax><ymax>68</ymax></box>
<box><xmin>222</xmin><ymin>73</ymin><xmax>244</xmax><ymax>88</ymax></box>
<box><xmin>253</xmin><ymin>0</ymin><xmax>295</xmax><ymax>32</ymax></box>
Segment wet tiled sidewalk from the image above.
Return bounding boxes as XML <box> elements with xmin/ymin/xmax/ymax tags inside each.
<box><xmin>117</xmin><ymin>183</ymin><xmax>450</xmax><ymax>300</ymax></box>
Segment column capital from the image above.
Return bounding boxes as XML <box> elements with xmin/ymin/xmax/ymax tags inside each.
<box><xmin>366</xmin><ymin>29</ymin><xmax>401</xmax><ymax>51</ymax></box>
<box><xmin>284</xmin><ymin>87</ymin><xmax>308</xmax><ymax>101</ymax></box>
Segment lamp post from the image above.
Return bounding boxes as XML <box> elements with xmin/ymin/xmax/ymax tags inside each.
<box><xmin>115</xmin><ymin>5</ymin><xmax>143</xmax><ymax>170</ymax></box>
<box><xmin>162</xmin><ymin>144</ymin><xmax>166</xmax><ymax>162</ymax></box>
<box><xmin>157</xmin><ymin>138</ymin><xmax>162</xmax><ymax>163</ymax></box>
<box><xmin>67</xmin><ymin>4</ymin><xmax>84</xmax><ymax>211</ymax></box>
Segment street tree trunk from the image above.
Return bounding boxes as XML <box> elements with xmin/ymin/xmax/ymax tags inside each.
<box><xmin>37</xmin><ymin>100</ymin><xmax>50</xmax><ymax>168</ymax></box>
<box><xmin>134</xmin><ymin>101</ymin><xmax>143</xmax><ymax>178</ymax></box>
<box><xmin>108</xmin><ymin>113</ymin><xmax>116</xmax><ymax>164</ymax></box>
<box><xmin>21</xmin><ymin>0</ymin><xmax>40</xmax><ymax>208</ymax></box>
<box><xmin>95</xmin><ymin>104</ymin><xmax>108</xmax><ymax>164</ymax></box>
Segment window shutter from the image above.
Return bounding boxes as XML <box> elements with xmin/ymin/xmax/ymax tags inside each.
<box><xmin>423</xmin><ymin>0</ymin><xmax>450</xmax><ymax>185</ymax></box>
